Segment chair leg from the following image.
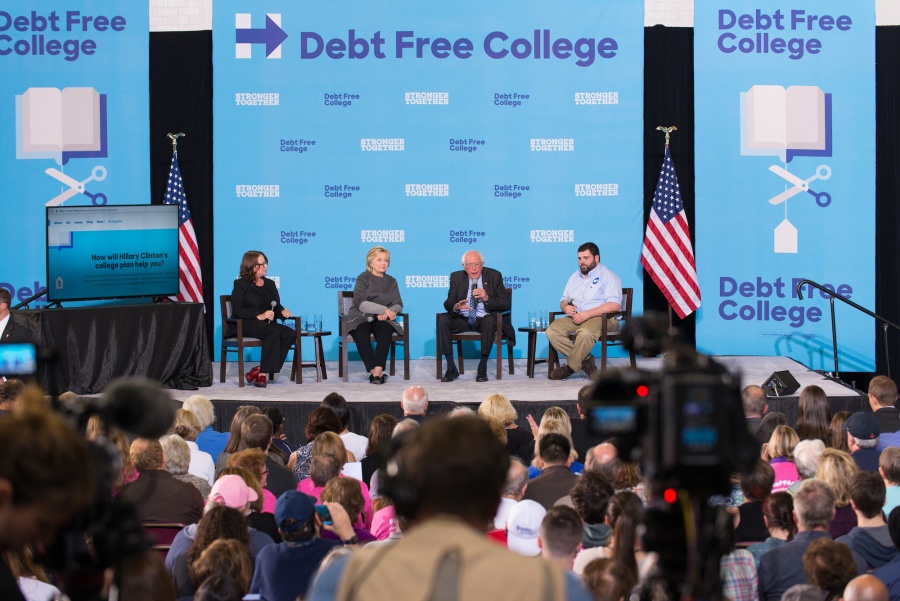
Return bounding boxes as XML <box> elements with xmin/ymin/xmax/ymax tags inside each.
<box><xmin>389</xmin><ymin>341</ymin><xmax>396</xmax><ymax>376</ymax></box>
<box><xmin>341</xmin><ymin>340</ymin><xmax>349</xmax><ymax>382</ymax></box>
<box><xmin>547</xmin><ymin>345</ymin><xmax>559</xmax><ymax>379</ymax></box>
<box><xmin>456</xmin><ymin>340</ymin><xmax>465</xmax><ymax>374</ymax></box>
<box><xmin>495</xmin><ymin>345</ymin><xmax>502</xmax><ymax>380</ymax></box>
<box><xmin>507</xmin><ymin>342</ymin><xmax>515</xmax><ymax>375</ymax></box>
<box><xmin>629</xmin><ymin>350</ymin><xmax>636</xmax><ymax>368</ymax></box>
<box><xmin>220</xmin><ymin>348</ymin><xmax>227</xmax><ymax>383</ymax></box>
<box><xmin>338</xmin><ymin>342</ymin><xmax>344</xmax><ymax>378</ymax></box>
<box><xmin>237</xmin><ymin>348</ymin><xmax>245</xmax><ymax>388</ymax></box>
<box><xmin>403</xmin><ymin>341</ymin><xmax>410</xmax><ymax>380</ymax></box>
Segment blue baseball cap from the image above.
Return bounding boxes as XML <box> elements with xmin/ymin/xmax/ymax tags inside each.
<box><xmin>274</xmin><ymin>490</ymin><xmax>315</xmax><ymax>532</ymax></box>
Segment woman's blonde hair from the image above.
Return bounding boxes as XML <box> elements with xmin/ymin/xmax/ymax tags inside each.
<box><xmin>815</xmin><ymin>448</ymin><xmax>859</xmax><ymax>507</ymax></box>
<box><xmin>365</xmin><ymin>246</ymin><xmax>390</xmax><ymax>273</ymax></box>
<box><xmin>482</xmin><ymin>416</ymin><xmax>508</xmax><ymax>446</ymax></box>
<box><xmin>541</xmin><ymin>406</ymin><xmax>572</xmax><ymax>434</ymax></box>
<box><xmin>478</xmin><ymin>393</ymin><xmax>517</xmax><ymax>427</ymax></box>
<box><xmin>313</xmin><ymin>431</ymin><xmax>349</xmax><ymax>465</ymax></box>
<box><xmin>172</xmin><ymin>408</ymin><xmax>202</xmax><ymax>441</ymax></box>
<box><xmin>767</xmin><ymin>425</ymin><xmax>799</xmax><ymax>461</ymax></box>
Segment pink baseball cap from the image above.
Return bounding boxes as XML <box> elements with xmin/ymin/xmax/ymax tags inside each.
<box><xmin>208</xmin><ymin>474</ymin><xmax>259</xmax><ymax>508</ymax></box>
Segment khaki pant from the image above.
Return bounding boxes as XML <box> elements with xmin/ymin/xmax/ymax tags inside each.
<box><xmin>545</xmin><ymin>315</ymin><xmax>619</xmax><ymax>367</ymax></box>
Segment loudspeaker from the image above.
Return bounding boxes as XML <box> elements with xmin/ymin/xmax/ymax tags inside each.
<box><xmin>762</xmin><ymin>370</ymin><xmax>800</xmax><ymax>397</ymax></box>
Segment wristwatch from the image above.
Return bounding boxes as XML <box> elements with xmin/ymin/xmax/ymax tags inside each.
<box><xmin>341</xmin><ymin>535</ymin><xmax>359</xmax><ymax>545</ymax></box>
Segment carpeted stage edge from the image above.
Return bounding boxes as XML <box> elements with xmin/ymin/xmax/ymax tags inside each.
<box><xmin>191</xmin><ymin>357</ymin><xmax>867</xmax><ymax>445</ymax></box>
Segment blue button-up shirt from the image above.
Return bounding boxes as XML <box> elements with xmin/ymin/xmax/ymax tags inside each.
<box><xmin>560</xmin><ymin>263</ymin><xmax>622</xmax><ymax>312</ymax></box>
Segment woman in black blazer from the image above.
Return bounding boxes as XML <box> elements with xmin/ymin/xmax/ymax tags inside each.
<box><xmin>229</xmin><ymin>250</ymin><xmax>295</xmax><ymax>387</ymax></box>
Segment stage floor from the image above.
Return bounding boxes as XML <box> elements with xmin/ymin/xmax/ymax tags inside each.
<box><xmin>168</xmin><ymin>355</ymin><xmax>864</xmax><ymax>406</ymax></box>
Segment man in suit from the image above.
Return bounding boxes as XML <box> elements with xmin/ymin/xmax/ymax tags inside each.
<box><xmin>438</xmin><ymin>250</ymin><xmax>515</xmax><ymax>383</ymax></box>
<box><xmin>0</xmin><ymin>289</ymin><xmax>33</xmax><ymax>345</ymax></box>
<box><xmin>869</xmin><ymin>376</ymin><xmax>900</xmax><ymax>435</ymax></box>
<box><xmin>547</xmin><ymin>242</ymin><xmax>621</xmax><ymax>380</ymax></box>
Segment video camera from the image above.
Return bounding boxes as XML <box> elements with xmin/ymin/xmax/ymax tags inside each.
<box><xmin>584</xmin><ymin>314</ymin><xmax>759</xmax><ymax>601</ymax></box>
<box><xmin>585</xmin><ymin>313</ymin><xmax>758</xmax><ymax>496</ymax></box>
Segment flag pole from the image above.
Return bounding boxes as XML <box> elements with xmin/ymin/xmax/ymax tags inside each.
<box><xmin>167</xmin><ymin>132</ymin><xmax>185</xmax><ymax>152</ymax></box>
<box><xmin>656</xmin><ymin>126</ymin><xmax>677</xmax><ymax>329</ymax></box>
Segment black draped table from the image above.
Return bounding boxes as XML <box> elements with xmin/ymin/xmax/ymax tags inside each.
<box><xmin>16</xmin><ymin>303</ymin><xmax>211</xmax><ymax>394</ymax></box>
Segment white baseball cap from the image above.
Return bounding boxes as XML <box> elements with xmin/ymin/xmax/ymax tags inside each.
<box><xmin>506</xmin><ymin>500</ymin><xmax>546</xmax><ymax>556</ymax></box>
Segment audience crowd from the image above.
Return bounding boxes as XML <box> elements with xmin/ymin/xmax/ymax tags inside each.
<box><xmin>3</xmin><ymin>375</ymin><xmax>900</xmax><ymax>601</ymax></box>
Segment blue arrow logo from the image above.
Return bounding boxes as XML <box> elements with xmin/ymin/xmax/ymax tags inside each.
<box><xmin>235</xmin><ymin>15</ymin><xmax>288</xmax><ymax>58</ymax></box>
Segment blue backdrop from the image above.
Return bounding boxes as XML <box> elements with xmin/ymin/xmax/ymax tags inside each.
<box><xmin>0</xmin><ymin>1</ymin><xmax>149</xmax><ymax>306</ymax></box>
<box><xmin>694</xmin><ymin>0</ymin><xmax>876</xmax><ymax>371</ymax></box>
<box><xmin>212</xmin><ymin>1</ymin><xmax>645</xmax><ymax>362</ymax></box>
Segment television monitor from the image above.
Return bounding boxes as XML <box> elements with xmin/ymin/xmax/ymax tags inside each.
<box><xmin>46</xmin><ymin>204</ymin><xmax>180</xmax><ymax>302</ymax></box>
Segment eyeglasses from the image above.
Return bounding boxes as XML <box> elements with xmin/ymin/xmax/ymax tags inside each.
<box><xmin>256</xmin><ymin>262</ymin><xmax>268</xmax><ymax>267</ymax></box>
<box><xmin>464</xmin><ymin>262</ymin><xmax>483</xmax><ymax>268</ymax></box>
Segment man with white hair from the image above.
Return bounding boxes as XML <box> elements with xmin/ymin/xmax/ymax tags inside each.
<box><xmin>183</xmin><ymin>395</ymin><xmax>229</xmax><ymax>460</ymax></box>
<box><xmin>437</xmin><ymin>249</ymin><xmax>515</xmax><ymax>383</ymax></box>
<box><xmin>789</xmin><ymin>439</ymin><xmax>826</xmax><ymax>494</ymax></box>
<box><xmin>401</xmin><ymin>385</ymin><xmax>429</xmax><ymax>422</ymax></box>
<box><xmin>846</xmin><ymin>412</ymin><xmax>882</xmax><ymax>472</ymax></box>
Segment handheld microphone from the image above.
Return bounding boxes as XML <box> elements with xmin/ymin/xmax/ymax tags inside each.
<box><xmin>270</xmin><ymin>300</ymin><xmax>276</xmax><ymax>322</ymax></box>
<box><xmin>471</xmin><ymin>282</ymin><xmax>479</xmax><ymax>308</ymax></box>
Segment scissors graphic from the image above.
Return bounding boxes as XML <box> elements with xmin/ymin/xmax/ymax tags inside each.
<box><xmin>45</xmin><ymin>166</ymin><xmax>108</xmax><ymax>206</ymax></box>
<box><xmin>768</xmin><ymin>164</ymin><xmax>831</xmax><ymax>207</ymax></box>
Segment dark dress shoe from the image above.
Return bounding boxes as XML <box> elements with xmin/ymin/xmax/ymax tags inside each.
<box><xmin>255</xmin><ymin>374</ymin><xmax>267</xmax><ymax>388</ymax></box>
<box><xmin>441</xmin><ymin>367</ymin><xmax>460</xmax><ymax>382</ymax></box>
<box><xmin>370</xmin><ymin>374</ymin><xmax>383</xmax><ymax>385</ymax></box>
<box><xmin>246</xmin><ymin>366</ymin><xmax>260</xmax><ymax>383</ymax></box>
<box><xmin>476</xmin><ymin>370</ymin><xmax>488</xmax><ymax>382</ymax></box>
<box><xmin>581</xmin><ymin>354</ymin><xmax>597</xmax><ymax>378</ymax></box>
<box><xmin>380</xmin><ymin>374</ymin><xmax>388</xmax><ymax>384</ymax></box>
<box><xmin>549</xmin><ymin>364</ymin><xmax>575</xmax><ymax>380</ymax></box>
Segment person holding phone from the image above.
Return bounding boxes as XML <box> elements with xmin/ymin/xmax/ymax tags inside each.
<box><xmin>229</xmin><ymin>251</ymin><xmax>295</xmax><ymax>388</ymax></box>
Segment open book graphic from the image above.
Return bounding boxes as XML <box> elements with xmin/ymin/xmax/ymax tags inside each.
<box><xmin>740</xmin><ymin>85</ymin><xmax>832</xmax><ymax>163</ymax></box>
<box><xmin>16</xmin><ymin>87</ymin><xmax>108</xmax><ymax>165</ymax></box>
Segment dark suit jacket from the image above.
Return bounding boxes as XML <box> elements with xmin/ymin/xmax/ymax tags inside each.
<box><xmin>0</xmin><ymin>316</ymin><xmax>33</xmax><ymax>344</ymax></box>
<box><xmin>875</xmin><ymin>407</ymin><xmax>900</xmax><ymax>435</ymax></box>
<box><xmin>442</xmin><ymin>267</ymin><xmax>515</xmax><ymax>344</ymax></box>
<box><xmin>227</xmin><ymin>277</ymin><xmax>286</xmax><ymax>335</ymax></box>
<box><xmin>117</xmin><ymin>470</ymin><xmax>204</xmax><ymax>525</ymax></box>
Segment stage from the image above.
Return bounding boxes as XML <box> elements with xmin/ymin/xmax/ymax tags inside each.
<box><xmin>166</xmin><ymin>356</ymin><xmax>869</xmax><ymax>443</ymax></box>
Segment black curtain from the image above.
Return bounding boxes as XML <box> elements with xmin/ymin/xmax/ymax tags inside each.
<box><xmin>875</xmin><ymin>26</ymin><xmax>900</xmax><ymax>380</ymax></box>
<box><xmin>149</xmin><ymin>31</ymin><xmax>215</xmax><ymax>354</ymax></box>
<box><xmin>643</xmin><ymin>26</ymin><xmax>696</xmax><ymax>347</ymax></box>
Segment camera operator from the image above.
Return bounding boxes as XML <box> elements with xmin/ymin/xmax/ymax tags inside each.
<box><xmin>307</xmin><ymin>415</ymin><xmax>592</xmax><ymax>601</ymax></box>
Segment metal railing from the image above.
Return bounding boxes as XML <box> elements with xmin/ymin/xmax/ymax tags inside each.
<box><xmin>796</xmin><ymin>279</ymin><xmax>900</xmax><ymax>379</ymax></box>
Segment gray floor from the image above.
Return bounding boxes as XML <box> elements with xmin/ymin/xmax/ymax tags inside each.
<box><xmin>167</xmin><ymin>355</ymin><xmax>861</xmax><ymax>405</ymax></box>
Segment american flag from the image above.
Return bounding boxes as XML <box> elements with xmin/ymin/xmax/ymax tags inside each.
<box><xmin>164</xmin><ymin>150</ymin><xmax>204</xmax><ymax>305</ymax></box>
<box><xmin>640</xmin><ymin>147</ymin><xmax>701</xmax><ymax>319</ymax></box>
